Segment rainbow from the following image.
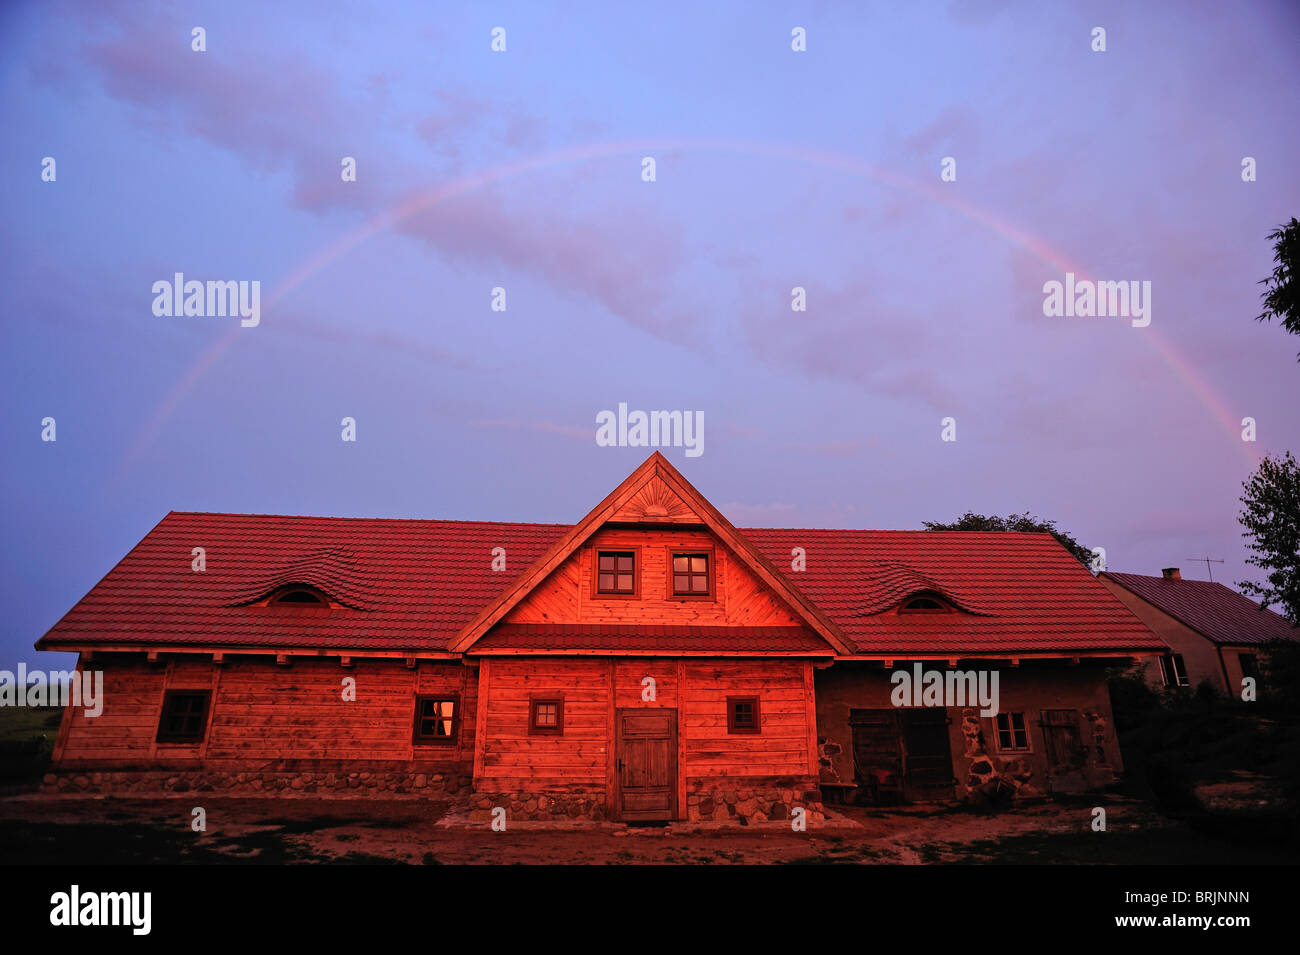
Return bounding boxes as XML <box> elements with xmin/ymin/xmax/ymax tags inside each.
<box><xmin>118</xmin><ymin>138</ymin><xmax>1261</xmax><ymax>478</ymax></box>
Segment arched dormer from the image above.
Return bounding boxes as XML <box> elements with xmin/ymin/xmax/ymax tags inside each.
<box><xmin>265</xmin><ymin>584</ymin><xmax>331</xmax><ymax>606</ymax></box>
<box><xmin>896</xmin><ymin>592</ymin><xmax>956</xmax><ymax>614</ymax></box>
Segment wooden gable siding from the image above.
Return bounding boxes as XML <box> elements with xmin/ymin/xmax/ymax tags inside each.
<box><xmin>502</xmin><ymin>527</ymin><xmax>804</xmax><ymax>628</ymax></box>
<box><xmin>55</xmin><ymin>655</ymin><xmax>474</xmax><ymax>767</ymax></box>
<box><xmin>474</xmin><ymin>656</ymin><xmax>816</xmax><ymax>805</ymax></box>
<box><xmin>608</xmin><ymin>473</ymin><xmax>700</xmax><ymax>523</ymax></box>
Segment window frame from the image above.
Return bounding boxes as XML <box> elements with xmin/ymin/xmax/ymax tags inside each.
<box><xmin>155</xmin><ymin>689</ymin><xmax>212</xmax><ymax>744</ymax></box>
<box><xmin>994</xmin><ymin>711</ymin><xmax>1031</xmax><ymax>752</ymax></box>
<box><xmin>666</xmin><ymin>546</ymin><xmax>715</xmax><ymax>600</ymax></box>
<box><xmin>727</xmin><ymin>696</ymin><xmax>761</xmax><ymax>735</ymax></box>
<box><xmin>592</xmin><ymin>547</ymin><xmax>640</xmax><ymax>599</ymax></box>
<box><xmin>1159</xmin><ymin>653</ymin><xmax>1190</xmax><ymax>688</ymax></box>
<box><xmin>412</xmin><ymin>693</ymin><xmax>460</xmax><ymax>745</ymax></box>
<box><xmin>528</xmin><ymin>695</ymin><xmax>565</xmax><ymax>736</ymax></box>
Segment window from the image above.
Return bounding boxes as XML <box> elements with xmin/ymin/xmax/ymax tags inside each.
<box><xmin>596</xmin><ymin>551</ymin><xmax>636</xmax><ymax>595</ymax></box>
<box><xmin>1239</xmin><ymin>653</ymin><xmax>1258</xmax><ymax>681</ymax></box>
<box><xmin>156</xmin><ymin>690</ymin><xmax>210</xmax><ymax>743</ymax></box>
<box><xmin>529</xmin><ymin>696</ymin><xmax>564</xmax><ymax>736</ymax></box>
<box><xmin>1158</xmin><ymin>653</ymin><xmax>1190</xmax><ymax>688</ymax></box>
<box><xmin>671</xmin><ymin>552</ymin><xmax>711</xmax><ymax>596</ymax></box>
<box><xmin>995</xmin><ymin>712</ymin><xmax>1030</xmax><ymax>751</ymax></box>
<box><xmin>269</xmin><ymin>587</ymin><xmax>327</xmax><ymax>606</ymax></box>
<box><xmin>413</xmin><ymin>696</ymin><xmax>458</xmax><ymax>744</ymax></box>
<box><xmin>899</xmin><ymin>596</ymin><xmax>947</xmax><ymax>613</ymax></box>
<box><xmin>727</xmin><ymin>696</ymin><xmax>760</xmax><ymax>734</ymax></box>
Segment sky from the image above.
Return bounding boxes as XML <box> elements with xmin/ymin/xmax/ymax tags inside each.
<box><xmin>2</xmin><ymin>0</ymin><xmax>1298</xmax><ymax>673</ymax></box>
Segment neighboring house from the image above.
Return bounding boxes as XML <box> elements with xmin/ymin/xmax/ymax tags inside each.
<box><xmin>1099</xmin><ymin>568</ymin><xmax>1299</xmax><ymax>697</ymax></box>
<box><xmin>35</xmin><ymin>453</ymin><xmax>1164</xmax><ymax>822</ymax></box>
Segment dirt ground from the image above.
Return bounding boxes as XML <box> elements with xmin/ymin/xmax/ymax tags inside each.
<box><xmin>1</xmin><ymin>792</ymin><xmax>1295</xmax><ymax>864</ymax></box>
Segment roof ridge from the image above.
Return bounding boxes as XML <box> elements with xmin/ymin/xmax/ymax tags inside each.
<box><xmin>163</xmin><ymin>512</ymin><xmax>1065</xmax><ymax>536</ymax></box>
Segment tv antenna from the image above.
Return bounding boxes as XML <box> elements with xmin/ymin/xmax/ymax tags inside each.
<box><xmin>1185</xmin><ymin>557</ymin><xmax>1224</xmax><ymax>582</ymax></box>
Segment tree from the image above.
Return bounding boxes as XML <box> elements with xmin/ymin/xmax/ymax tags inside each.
<box><xmin>1238</xmin><ymin>450</ymin><xmax>1300</xmax><ymax>624</ymax></box>
<box><xmin>922</xmin><ymin>512</ymin><xmax>1093</xmax><ymax>567</ymax></box>
<box><xmin>1257</xmin><ymin>217</ymin><xmax>1300</xmax><ymax>361</ymax></box>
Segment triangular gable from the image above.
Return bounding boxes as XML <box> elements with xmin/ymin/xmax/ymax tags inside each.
<box><xmin>449</xmin><ymin>452</ymin><xmax>852</xmax><ymax>654</ymax></box>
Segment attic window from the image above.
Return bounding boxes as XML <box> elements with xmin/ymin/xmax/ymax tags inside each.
<box><xmin>899</xmin><ymin>596</ymin><xmax>948</xmax><ymax>613</ymax></box>
<box><xmin>671</xmin><ymin>552</ymin><xmax>711</xmax><ymax>596</ymax></box>
<box><xmin>269</xmin><ymin>587</ymin><xmax>328</xmax><ymax>606</ymax></box>
<box><xmin>596</xmin><ymin>551</ymin><xmax>637</xmax><ymax>596</ymax></box>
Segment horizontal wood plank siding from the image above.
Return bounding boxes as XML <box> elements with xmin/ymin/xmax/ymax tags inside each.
<box><xmin>56</xmin><ymin>656</ymin><xmax>474</xmax><ymax>766</ymax></box>
<box><xmin>682</xmin><ymin>660</ymin><xmax>812</xmax><ymax>779</ymax></box>
<box><xmin>478</xmin><ymin>658</ymin><xmax>609</xmax><ymax>787</ymax></box>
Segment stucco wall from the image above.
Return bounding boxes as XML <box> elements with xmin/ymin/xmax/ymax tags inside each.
<box><xmin>814</xmin><ymin>662</ymin><xmax>1123</xmax><ymax>803</ymax></box>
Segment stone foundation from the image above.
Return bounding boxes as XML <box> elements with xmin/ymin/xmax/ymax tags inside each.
<box><xmin>686</xmin><ymin>775</ymin><xmax>825</xmax><ymax>825</ymax></box>
<box><xmin>467</xmin><ymin>788</ymin><xmax>607</xmax><ymax>822</ymax></box>
<box><xmin>41</xmin><ymin>768</ymin><xmax>473</xmax><ymax>799</ymax></box>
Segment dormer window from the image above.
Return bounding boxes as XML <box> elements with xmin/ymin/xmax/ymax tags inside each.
<box><xmin>898</xmin><ymin>595</ymin><xmax>950</xmax><ymax>613</ymax></box>
<box><xmin>268</xmin><ymin>586</ymin><xmax>329</xmax><ymax>606</ymax></box>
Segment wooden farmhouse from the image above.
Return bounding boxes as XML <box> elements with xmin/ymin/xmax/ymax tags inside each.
<box><xmin>36</xmin><ymin>453</ymin><xmax>1166</xmax><ymax>822</ymax></box>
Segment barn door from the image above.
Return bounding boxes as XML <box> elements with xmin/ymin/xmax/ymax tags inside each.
<box><xmin>849</xmin><ymin>709</ymin><xmax>904</xmax><ymax>804</ymax></box>
<box><xmin>615</xmin><ymin>708</ymin><xmax>677</xmax><ymax>821</ymax></box>
<box><xmin>850</xmin><ymin>708</ymin><xmax>954</xmax><ymax>804</ymax></box>
<box><xmin>899</xmin><ymin>708</ymin><xmax>955</xmax><ymax>802</ymax></box>
<box><xmin>1040</xmin><ymin>709</ymin><xmax>1087</xmax><ymax>793</ymax></box>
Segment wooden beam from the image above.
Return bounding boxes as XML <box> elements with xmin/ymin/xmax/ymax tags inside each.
<box><xmin>275</xmin><ymin>653</ymin><xmax>290</xmax><ymax>667</ymax></box>
<box><xmin>339</xmin><ymin>656</ymin><xmax>353</xmax><ymax>669</ymax></box>
<box><xmin>146</xmin><ymin>651</ymin><xmax>160</xmax><ymax>665</ymax></box>
<box><xmin>212</xmin><ymin>652</ymin><xmax>225</xmax><ymax>666</ymax></box>
<box><xmin>803</xmin><ymin>661</ymin><xmax>819</xmax><ymax>778</ymax></box>
<box><xmin>472</xmin><ymin>658</ymin><xmax>490</xmax><ymax>785</ymax></box>
<box><xmin>676</xmin><ymin>660</ymin><xmax>686</xmax><ymax>821</ymax></box>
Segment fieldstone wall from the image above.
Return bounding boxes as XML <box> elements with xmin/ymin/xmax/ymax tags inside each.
<box><xmin>42</xmin><ymin>768</ymin><xmax>473</xmax><ymax>799</ymax></box>
<box><xmin>467</xmin><ymin>788</ymin><xmax>607</xmax><ymax>822</ymax></box>
<box><xmin>686</xmin><ymin>775</ymin><xmax>825</xmax><ymax>825</ymax></box>
<box><xmin>958</xmin><ymin>708</ymin><xmax>1039</xmax><ymax>804</ymax></box>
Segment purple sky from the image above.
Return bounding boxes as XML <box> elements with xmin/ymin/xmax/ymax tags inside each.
<box><xmin>3</xmin><ymin>0</ymin><xmax>1298</xmax><ymax>673</ymax></box>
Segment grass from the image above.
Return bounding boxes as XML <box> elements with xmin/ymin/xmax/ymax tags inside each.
<box><xmin>0</xmin><ymin>706</ymin><xmax>61</xmax><ymax>784</ymax></box>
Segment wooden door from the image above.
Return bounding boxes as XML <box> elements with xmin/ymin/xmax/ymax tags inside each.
<box><xmin>849</xmin><ymin>708</ymin><xmax>904</xmax><ymax>804</ymax></box>
<box><xmin>1040</xmin><ymin>709</ymin><xmax>1087</xmax><ymax>793</ymax></box>
<box><xmin>850</xmin><ymin>708</ymin><xmax>954</xmax><ymax>804</ymax></box>
<box><xmin>899</xmin><ymin>708</ymin><xmax>955</xmax><ymax>802</ymax></box>
<box><xmin>615</xmin><ymin>708</ymin><xmax>677</xmax><ymax>821</ymax></box>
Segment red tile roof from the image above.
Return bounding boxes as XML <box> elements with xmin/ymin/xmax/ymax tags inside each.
<box><xmin>37</xmin><ymin>513</ymin><xmax>568</xmax><ymax>653</ymax></box>
<box><xmin>36</xmin><ymin>512</ymin><xmax>1163</xmax><ymax>657</ymax></box>
<box><xmin>744</xmin><ymin>529</ymin><xmax>1162</xmax><ymax>654</ymax></box>
<box><xmin>1101</xmin><ymin>572</ymin><xmax>1298</xmax><ymax>646</ymax></box>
